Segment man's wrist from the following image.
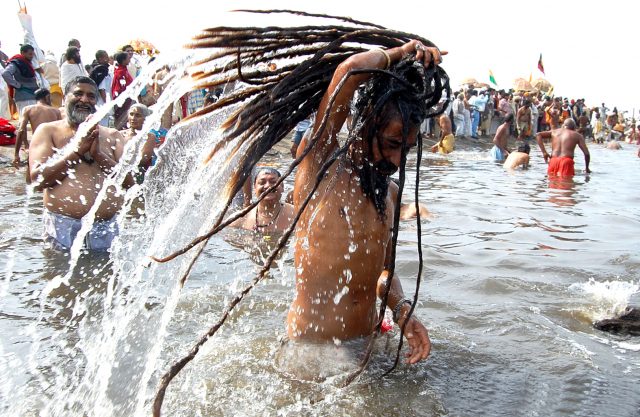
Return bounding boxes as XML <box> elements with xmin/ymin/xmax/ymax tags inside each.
<box><xmin>392</xmin><ymin>298</ymin><xmax>412</xmax><ymax>323</ymax></box>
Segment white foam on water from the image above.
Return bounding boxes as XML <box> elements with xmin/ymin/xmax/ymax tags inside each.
<box><xmin>569</xmin><ymin>278</ymin><xmax>639</xmax><ymax>320</ymax></box>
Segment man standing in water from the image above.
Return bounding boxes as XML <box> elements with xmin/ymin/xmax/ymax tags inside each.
<box><xmin>14</xmin><ymin>88</ymin><xmax>62</xmax><ymax>168</ymax></box>
<box><xmin>490</xmin><ymin>113</ymin><xmax>513</xmax><ymax>162</ymax></box>
<box><xmin>29</xmin><ymin>76</ymin><xmax>132</xmax><ymax>251</ymax></box>
<box><xmin>289</xmin><ymin>40</ymin><xmax>444</xmax><ymax>364</ymax></box>
<box><xmin>536</xmin><ymin>118</ymin><xmax>590</xmax><ymax>176</ymax></box>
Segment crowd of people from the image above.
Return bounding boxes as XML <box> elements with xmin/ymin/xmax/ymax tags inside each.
<box><xmin>445</xmin><ymin>86</ymin><xmax>638</xmax><ymax>144</ymax></box>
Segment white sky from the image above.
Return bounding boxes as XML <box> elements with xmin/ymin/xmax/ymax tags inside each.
<box><xmin>1</xmin><ymin>0</ymin><xmax>638</xmax><ymax>114</ymax></box>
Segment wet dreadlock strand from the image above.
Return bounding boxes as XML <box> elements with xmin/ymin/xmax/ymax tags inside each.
<box><xmin>231</xmin><ymin>9</ymin><xmax>387</xmax><ymax>29</ymax></box>
<box><xmin>342</xmin><ymin>112</ymin><xmax>411</xmax><ymax>387</ymax></box>
<box><xmin>152</xmin><ymin>66</ymin><xmax>366</xmax><ymax>262</ymax></box>
<box><xmin>382</xmin><ymin>129</ymin><xmax>426</xmax><ymax>377</ymax></box>
<box><xmin>178</xmin><ymin>21</ymin><xmax>446</xmax><ymax>213</ymax></box>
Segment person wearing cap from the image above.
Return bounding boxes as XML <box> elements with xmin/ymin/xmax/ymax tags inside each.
<box><xmin>120</xmin><ymin>103</ymin><xmax>161</xmax><ymax>176</ymax></box>
<box><xmin>14</xmin><ymin>88</ymin><xmax>61</xmax><ymax>168</ymax></box>
<box><xmin>230</xmin><ymin>167</ymin><xmax>294</xmax><ymax>234</ymax></box>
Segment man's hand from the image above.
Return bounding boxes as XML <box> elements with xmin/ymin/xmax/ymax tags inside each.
<box><xmin>399</xmin><ymin>316</ymin><xmax>431</xmax><ymax>364</ymax></box>
<box><xmin>77</xmin><ymin>123</ymin><xmax>98</xmax><ymax>155</ymax></box>
<box><xmin>401</xmin><ymin>40</ymin><xmax>447</xmax><ymax>68</ymax></box>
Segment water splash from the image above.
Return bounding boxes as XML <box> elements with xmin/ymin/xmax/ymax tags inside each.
<box><xmin>569</xmin><ymin>278</ymin><xmax>639</xmax><ymax>320</ymax></box>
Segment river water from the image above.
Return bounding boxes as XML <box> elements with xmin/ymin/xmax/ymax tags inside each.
<box><xmin>0</xmin><ymin>133</ymin><xmax>638</xmax><ymax>416</ymax></box>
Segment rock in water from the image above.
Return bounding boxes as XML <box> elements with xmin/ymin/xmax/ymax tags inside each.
<box><xmin>594</xmin><ymin>307</ymin><xmax>640</xmax><ymax>336</ymax></box>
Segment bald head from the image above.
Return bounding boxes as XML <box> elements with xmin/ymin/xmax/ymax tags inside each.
<box><xmin>563</xmin><ymin>119</ymin><xmax>576</xmax><ymax>130</ymax></box>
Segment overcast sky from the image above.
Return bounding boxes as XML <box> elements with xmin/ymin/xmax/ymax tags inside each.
<box><xmin>2</xmin><ymin>0</ymin><xmax>638</xmax><ymax>113</ymax></box>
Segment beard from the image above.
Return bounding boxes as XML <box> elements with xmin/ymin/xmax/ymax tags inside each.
<box><xmin>356</xmin><ymin>159</ymin><xmax>390</xmax><ymax>217</ymax></box>
<box><xmin>373</xmin><ymin>159</ymin><xmax>398</xmax><ymax>176</ymax></box>
<box><xmin>67</xmin><ymin>102</ymin><xmax>96</xmax><ymax>125</ymax></box>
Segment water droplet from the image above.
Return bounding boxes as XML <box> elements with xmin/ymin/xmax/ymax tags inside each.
<box><xmin>348</xmin><ymin>242</ymin><xmax>357</xmax><ymax>253</ymax></box>
<box><xmin>333</xmin><ymin>286</ymin><xmax>349</xmax><ymax>304</ymax></box>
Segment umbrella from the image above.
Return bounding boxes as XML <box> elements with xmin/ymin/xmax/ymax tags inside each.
<box><xmin>125</xmin><ymin>39</ymin><xmax>159</xmax><ymax>54</ymax></box>
<box><xmin>512</xmin><ymin>78</ymin><xmax>534</xmax><ymax>92</ymax></box>
<box><xmin>532</xmin><ymin>78</ymin><xmax>553</xmax><ymax>93</ymax></box>
<box><xmin>460</xmin><ymin>77</ymin><xmax>478</xmax><ymax>85</ymax></box>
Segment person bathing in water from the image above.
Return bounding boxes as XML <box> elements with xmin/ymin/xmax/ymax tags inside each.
<box><xmin>288</xmin><ymin>39</ymin><xmax>445</xmax><ymax>364</ymax></box>
<box><xmin>231</xmin><ymin>167</ymin><xmax>294</xmax><ymax>234</ymax></box>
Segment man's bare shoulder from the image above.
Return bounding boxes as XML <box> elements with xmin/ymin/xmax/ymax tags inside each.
<box><xmin>35</xmin><ymin>119</ymin><xmax>67</xmax><ymax>133</ymax></box>
<box><xmin>99</xmin><ymin>125</ymin><xmax>125</xmax><ymax>141</ymax></box>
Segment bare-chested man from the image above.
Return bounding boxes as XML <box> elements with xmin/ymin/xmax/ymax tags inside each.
<box><xmin>29</xmin><ymin>76</ymin><xmax>133</xmax><ymax>251</ymax></box>
<box><xmin>545</xmin><ymin>100</ymin><xmax>561</xmax><ymax>130</ymax></box>
<box><xmin>430</xmin><ymin>114</ymin><xmax>454</xmax><ymax>154</ymax></box>
<box><xmin>14</xmin><ymin>88</ymin><xmax>62</xmax><ymax>167</ymax></box>
<box><xmin>289</xmin><ymin>40</ymin><xmax>444</xmax><ymax>365</ymax></box>
<box><xmin>577</xmin><ymin>113</ymin><xmax>590</xmax><ymax>138</ymax></box>
<box><xmin>490</xmin><ymin>113</ymin><xmax>513</xmax><ymax>161</ymax></box>
<box><xmin>516</xmin><ymin>99</ymin><xmax>532</xmax><ymax>140</ymax></box>
<box><xmin>503</xmin><ymin>143</ymin><xmax>530</xmax><ymax>170</ymax></box>
<box><xmin>536</xmin><ymin>118</ymin><xmax>590</xmax><ymax>177</ymax></box>
<box><xmin>231</xmin><ymin>167</ymin><xmax>294</xmax><ymax>233</ymax></box>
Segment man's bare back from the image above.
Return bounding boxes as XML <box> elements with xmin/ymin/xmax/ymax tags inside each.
<box><xmin>536</xmin><ymin>119</ymin><xmax>590</xmax><ymax>174</ymax></box>
<box><xmin>15</xmin><ymin>101</ymin><xmax>62</xmax><ymax>166</ymax></box>
<box><xmin>23</xmin><ymin>103</ymin><xmax>62</xmax><ymax>131</ymax></box>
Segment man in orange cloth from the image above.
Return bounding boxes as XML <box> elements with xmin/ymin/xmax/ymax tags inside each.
<box><xmin>536</xmin><ymin>118</ymin><xmax>590</xmax><ymax>176</ymax></box>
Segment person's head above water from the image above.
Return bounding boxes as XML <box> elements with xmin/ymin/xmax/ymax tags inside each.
<box><xmin>64</xmin><ymin>76</ymin><xmax>98</xmax><ymax>126</ymax></box>
<box><xmin>348</xmin><ymin>55</ymin><xmax>446</xmax><ymax>214</ymax></box>
<box><xmin>253</xmin><ymin>167</ymin><xmax>283</xmax><ymax>203</ymax></box>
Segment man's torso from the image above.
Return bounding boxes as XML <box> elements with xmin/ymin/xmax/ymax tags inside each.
<box><xmin>290</xmin><ymin>160</ymin><xmax>393</xmax><ymax>341</ymax></box>
<box><xmin>42</xmin><ymin>121</ymin><xmax>123</xmax><ymax>220</ymax></box>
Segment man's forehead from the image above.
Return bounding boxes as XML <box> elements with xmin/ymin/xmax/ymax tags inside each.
<box><xmin>70</xmin><ymin>83</ymin><xmax>97</xmax><ymax>95</ymax></box>
<box><xmin>256</xmin><ymin>171</ymin><xmax>279</xmax><ymax>180</ymax></box>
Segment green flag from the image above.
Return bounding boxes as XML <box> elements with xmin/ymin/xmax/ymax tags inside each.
<box><xmin>489</xmin><ymin>70</ymin><xmax>497</xmax><ymax>86</ymax></box>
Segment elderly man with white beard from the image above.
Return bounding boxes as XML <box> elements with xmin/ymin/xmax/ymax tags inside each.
<box><xmin>29</xmin><ymin>76</ymin><xmax>133</xmax><ymax>251</ymax></box>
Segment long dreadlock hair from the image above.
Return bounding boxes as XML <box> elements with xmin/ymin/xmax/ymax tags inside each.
<box><xmin>151</xmin><ymin>10</ymin><xmax>449</xmax><ymax>416</ymax></box>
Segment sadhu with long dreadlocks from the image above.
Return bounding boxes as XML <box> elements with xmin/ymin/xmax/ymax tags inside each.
<box><xmin>151</xmin><ymin>10</ymin><xmax>449</xmax><ymax>415</ymax></box>
<box><xmin>288</xmin><ymin>40</ymin><xmax>444</xmax><ymax>360</ymax></box>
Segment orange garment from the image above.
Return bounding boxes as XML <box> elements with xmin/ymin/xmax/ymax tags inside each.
<box><xmin>547</xmin><ymin>156</ymin><xmax>574</xmax><ymax>176</ymax></box>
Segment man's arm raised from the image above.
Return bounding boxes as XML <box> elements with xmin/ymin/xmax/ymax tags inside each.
<box><xmin>104</xmin><ymin>128</ymin><xmax>135</xmax><ymax>189</ymax></box>
<box><xmin>297</xmin><ymin>41</ymin><xmax>443</xmax><ymax>196</ymax></box>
